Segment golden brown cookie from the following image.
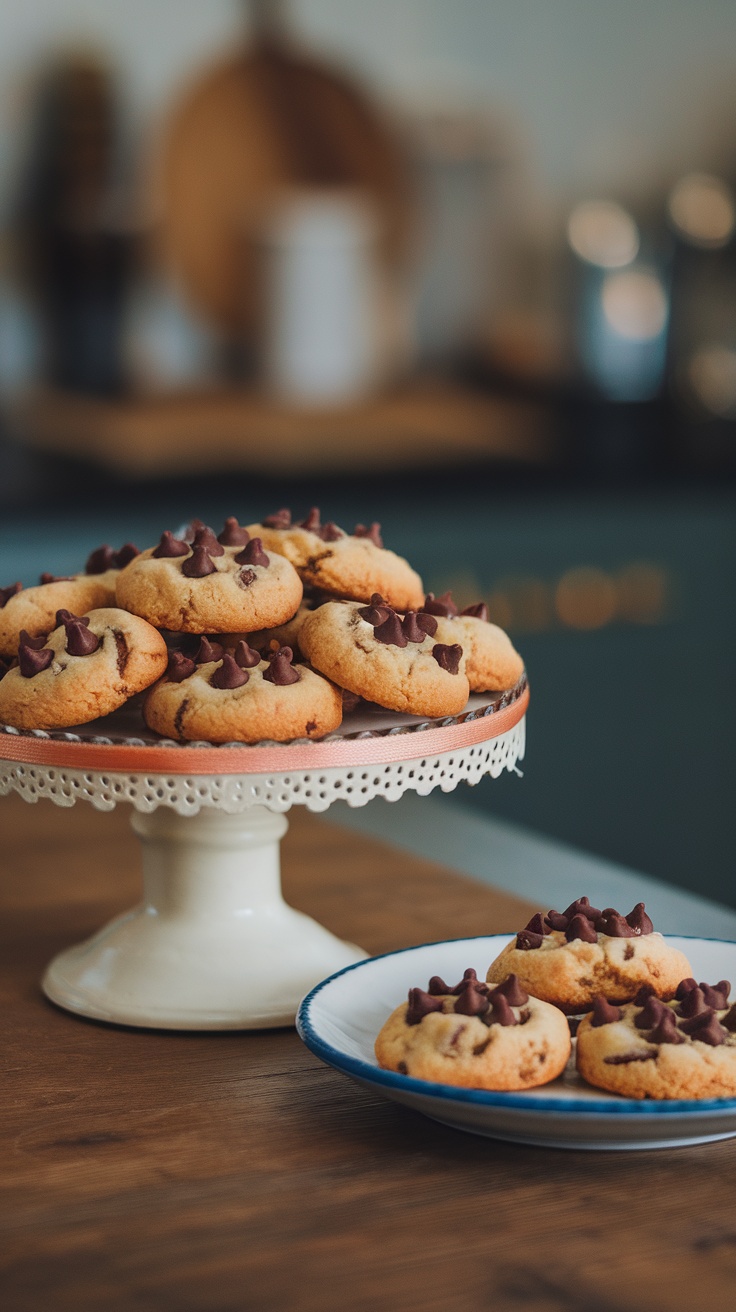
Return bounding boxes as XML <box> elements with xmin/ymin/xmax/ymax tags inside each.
<box><xmin>299</xmin><ymin>596</ymin><xmax>470</xmax><ymax>717</ymax></box>
<box><xmin>143</xmin><ymin>642</ymin><xmax>342</xmax><ymax>743</ymax></box>
<box><xmin>249</xmin><ymin>507</ymin><xmax>424</xmax><ymax>610</ymax></box>
<box><xmin>375</xmin><ymin>970</ymin><xmax>571</xmax><ymax>1090</ymax></box>
<box><xmin>486</xmin><ymin>898</ymin><xmax>693</xmax><ymax>1015</ymax></box>
<box><xmin>115</xmin><ymin>521</ymin><xmax>302</xmax><ymax>634</ymax></box>
<box><xmin>420</xmin><ymin>593</ymin><xmax>524</xmax><ymax>692</ymax></box>
<box><xmin>576</xmin><ymin>980</ymin><xmax>736</xmax><ymax>1099</ymax></box>
<box><xmin>0</xmin><ymin>542</ymin><xmax>139</xmax><ymax>658</ymax></box>
<box><xmin>0</xmin><ymin>607</ymin><xmax>167</xmax><ymax>729</ymax></box>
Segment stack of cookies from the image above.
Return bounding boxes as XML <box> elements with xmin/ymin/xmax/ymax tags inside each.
<box><xmin>0</xmin><ymin>508</ymin><xmax>525</xmax><ymax>743</ymax></box>
<box><xmin>376</xmin><ymin>898</ymin><xmax>736</xmax><ymax>1100</ymax></box>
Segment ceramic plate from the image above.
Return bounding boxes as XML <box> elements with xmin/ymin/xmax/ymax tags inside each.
<box><xmin>297</xmin><ymin>935</ymin><xmax>736</xmax><ymax>1151</ymax></box>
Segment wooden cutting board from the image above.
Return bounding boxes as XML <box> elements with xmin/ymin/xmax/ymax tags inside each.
<box><xmin>156</xmin><ymin>36</ymin><xmax>411</xmax><ymax>339</ymax></box>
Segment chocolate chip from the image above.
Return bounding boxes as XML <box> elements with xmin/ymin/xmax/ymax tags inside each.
<box><xmin>701</xmin><ymin>981</ymin><xmax>731</xmax><ymax>1009</ymax></box>
<box><xmin>113</xmin><ymin>631</ymin><xmax>129</xmax><ymax>675</ymax></box>
<box><xmin>402</xmin><ymin>612</ymin><xmax>430</xmax><ymax>643</ymax></box>
<box><xmin>192</xmin><ymin>637</ymin><xmax>222</xmax><ymax>664</ymax></box>
<box><xmin>515</xmin><ymin>930</ymin><xmax>544</xmax><ymax>950</ymax></box>
<box><xmin>234</xmin><ymin>641</ymin><xmax>261</xmax><ymax>669</ymax></box>
<box><xmin>648</xmin><ymin>1011</ymin><xmax>685</xmax><ymax>1045</ymax></box>
<box><xmin>317</xmin><ymin>522</ymin><xmax>343</xmax><ymax>542</ymax></box>
<box><xmin>721</xmin><ymin>1005</ymin><xmax>736</xmax><ymax>1033</ymax></box>
<box><xmin>632</xmin><ymin>983</ymin><xmax>657</xmax><ymax>1005</ymax></box>
<box><xmin>566</xmin><ymin>913</ymin><xmax>598</xmax><ymax>944</ymax></box>
<box><xmin>635</xmin><ymin>997</ymin><xmax>668</xmax><ymax>1029</ymax></box>
<box><xmin>523</xmin><ymin>913</ymin><xmax>548</xmax><ymax>935</ymax></box>
<box><xmin>595</xmin><ymin>908</ymin><xmax>637</xmax><ymax>938</ymax></box>
<box><xmin>263</xmin><ymin>508</ymin><xmax>291</xmax><ymax>529</ymax></box>
<box><xmin>454</xmin><ymin>984</ymin><xmax>490</xmax><ymax>1017</ymax></box>
<box><xmin>211</xmin><ymin>654</ymin><xmax>249</xmax><ymax>689</ymax></box>
<box><xmin>235</xmin><ymin>537</ymin><xmax>269</xmax><ymax>569</ymax></box>
<box><xmin>422</xmin><ymin>591</ymin><xmax>458</xmax><ymax>618</ymax></box>
<box><xmin>153</xmin><ymin>531</ymin><xmax>190</xmax><ymax>559</ymax></box>
<box><xmin>562</xmin><ymin>896</ymin><xmax>601</xmax><ymax>922</ymax></box>
<box><xmin>353</xmin><ymin>522</ymin><xmax>383</xmax><ymax>548</ymax></box>
<box><xmin>20</xmin><ymin>629</ymin><xmax>48</xmax><ymax>650</ymax></box>
<box><xmin>544</xmin><ymin>910</ymin><xmax>569</xmax><ymax>932</ymax></box>
<box><xmin>263</xmin><ymin>646</ymin><xmax>300</xmax><ymax>685</ymax></box>
<box><xmin>373</xmin><ymin>611</ymin><xmax>407</xmax><ymax>647</ymax></box>
<box><xmin>675</xmin><ymin>978</ymin><xmax>698</xmax><ymax>1000</ymax></box>
<box><xmin>491</xmin><ymin>974</ymin><xmax>529</xmax><ymax>1006</ymax></box>
<box><xmin>64</xmin><ymin>620</ymin><xmax>100</xmax><ymax>657</ymax></box>
<box><xmin>358</xmin><ymin>594</ymin><xmax>390</xmax><ymax>625</ymax></box>
<box><xmin>85</xmin><ymin>545</ymin><xmax>116</xmax><ymax>574</ymax></box>
<box><xmin>486</xmin><ymin>994</ymin><xmax>517</xmax><ymax>1027</ymax></box>
<box><xmin>451</xmin><ymin>968</ymin><xmax>486</xmax><ymax>994</ymax></box>
<box><xmin>193</xmin><ymin>526</ymin><xmax>224</xmax><ymax>557</ymax></box>
<box><xmin>300</xmin><ymin>507</ymin><xmax>322</xmax><ymax>532</ymax></box>
<box><xmin>167</xmin><ymin>652</ymin><xmax>196</xmax><ymax>683</ymax></box>
<box><xmin>681</xmin><ymin>1011</ymin><xmax>726</xmax><ymax>1046</ymax></box>
<box><xmin>625</xmin><ymin>902</ymin><xmax>654</xmax><ymax>935</ymax></box>
<box><xmin>415</xmin><ymin>612</ymin><xmax>437</xmax><ymax>638</ymax></box>
<box><xmin>460</xmin><ymin>602</ymin><xmax>489</xmax><ymax>622</ymax></box>
<box><xmin>114</xmin><ymin>543</ymin><xmax>140</xmax><ymax>568</ymax></box>
<box><xmin>397</xmin><ymin>1061</ymin><xmax>408</xmax><ymax>1074</ymax></box>
<box><xmin>218</xmin><ymin>517</ymin><xmax>250</xmax><ymax>547</ymax></box>
<box><xmin>40</xmin><ymin>573</ymin><xmax>73</xmax><ymax>584</ymax></box>
<box><xmin>0</xmin><ymin>583</ymin><xmax>22</xmax><ymax>608</ymax></box>
<box><xmin>406</xmin><ymin>988</ymin><xmax>445</xmax><ymax>1026</ymax></box>
<box><xmin>173</xmin><ymin>698</ymin><xmax>189</xmax><ymax>736</ymax></box>
<box><xmin>238</xmin><ymin>568</ymin><xmax>257</xmax><ymax>588</ymax></box>
<box><xmin>181</xmin><ymin>546</ymin><xmax>217</xmax><ymax>578</ymax></box>
<box><xmin>591</xmin><ymin>996</ymin><xmax>623</xmax><ymax>1026</ymax></box>
<box><xmin>428</xmin><ymin>976</ymin><xmax>452</xmax><ymax>995</ymax></box>
<box><xmin>183</xmin><ymin>519</ymin><xmax>207</xmax><ymax>543</ymax></box>
<box><xmin>677</xmin><ymin>987</ymin><xmax>708</xmax><ymax>1019</ymax></box>
<box><xmin>432</xmin><ymin>643</ymin><xmax>462</xmax><ymax>674</ymax></box>
<box><xmin>18</xmin><ymin>642</ymin><xmax>54</xmax><ymax>678</ymax></box>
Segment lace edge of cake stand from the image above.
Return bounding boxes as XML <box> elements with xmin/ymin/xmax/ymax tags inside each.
<box><xmin>0</xmin><ymin>719</ymin><xmax>525</xmax><ymax>815</ymax></box>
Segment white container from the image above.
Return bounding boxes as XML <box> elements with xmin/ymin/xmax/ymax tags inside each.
<box><xmin>258</xmin><ymin>188</ymin><xmax>384</xmax><ymax>404</ymax></box>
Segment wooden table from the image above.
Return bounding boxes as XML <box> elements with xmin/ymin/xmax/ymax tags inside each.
<box><xmin>2</xmin><ymin>794</ymin><xmax>735</xmax><ymax>1312</ymax></box>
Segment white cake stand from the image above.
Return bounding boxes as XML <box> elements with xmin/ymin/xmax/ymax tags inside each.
<box><xmin>0</xmin><ymin>681</ymin><xmax>527</xmax><ymax>1030</ymax></box>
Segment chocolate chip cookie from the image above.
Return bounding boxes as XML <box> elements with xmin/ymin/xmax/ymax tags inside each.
<box><xmin>299</xmin><ymin>595</ymin><xmax>470</xmax><ymax>717</ymax></box>
<box><xmin>576</xmin><ymin>979</ymin><xmax>736</xmax><ymax>1099</ymax></box>
<box><xmin>249</xmin><ymin>507</ymin><xmax>424</xmax><ymax>610</ymax></box>
<box><xmin>486</xmin><ymin>898</ymin><xmax>693</xmax><ymax>1014</ymax></box>
<box><xmin>375</xmin><ymin>970</ymin><xmax>571</xmax><ymax>1090</ymax></box>
<box><xmin>143</xmin><ymin>642</ymin><xmax>342</xmax><ymax>743</ymax></box>
<box><xmin>115</xmin><ymin>521</ymin><xmax>302</xmax><ymax>633</ymax></box>
<box><xmin>0</xmin><ymin>608</ymin><xmax>167</xmax><ymax>729</ymax></box>
<box><xmin>0</xmin><ymin>542</ymin><xmax>139</xmax><ymax>658</ymax></box>
<box><xmin>421</xmin><ymin>593</ymin><xmax>524</xmax><ymax>692</ymax></box>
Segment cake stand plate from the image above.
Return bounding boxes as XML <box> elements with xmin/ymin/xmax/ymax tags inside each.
<box><xmin>0</xmin><ymin>682</ymin><xmax>527</xmax><ymax>1030</ymax></box>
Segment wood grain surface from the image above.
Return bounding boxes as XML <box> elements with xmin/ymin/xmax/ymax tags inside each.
<box><xmin>1</xmin><ymin>793</ymin><xmax>735</xmax><ymax>1312</ymax></box>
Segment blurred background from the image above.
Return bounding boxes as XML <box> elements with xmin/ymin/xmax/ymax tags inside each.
<box><xmin>1</xmin><ymin>0</ymin><xmax>735</xmax><ymax>905</ymax></box>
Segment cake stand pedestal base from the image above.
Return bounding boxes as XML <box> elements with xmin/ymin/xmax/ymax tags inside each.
<box><xmin>42</xmin><ymin>806</ymin><xmax>366</xmax><ymax>1030</ymax></box>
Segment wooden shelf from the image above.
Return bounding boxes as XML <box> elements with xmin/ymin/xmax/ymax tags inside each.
<box><xmin>13</xmin><ymin>379</ymin><xmax>551</xmax><ymax>478</ymax></box>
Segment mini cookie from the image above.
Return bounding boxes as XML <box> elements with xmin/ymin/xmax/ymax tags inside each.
<box><xmin>299</xmin><ymin>595</ymin><xmax>470</xmax><ymax>717</ymax></box>
<box><xmin>0</xmin><ymin>542</ymin><xmax>139</xmax><ymax>658</ymax></box>
<box><xmin>486</xmin><ymin>898</ymin><xmax>693</xmax><ymax>1015</ymax></box>
<box><xmin>576</xmin><ymin>980</ymin><xmax>736</xmax><ymax>1100</ymax></box>
<box><xmin>375</xmin><ymin>970</ymin><xmax>571</xmax><ymax>1090</ymax></box>
<box><xmin>0</xmin><ymin>608</ymin><xmax>167</xmax><ymax>729</ymax></box>
<box><xmin>143</xmin><ymin>642</ymin><xmax>342</xmax><ymax>743</ymax></box>
<box><xmin>420</xmin><ymin>593</ymin><xmax>524</xmax><ymax>692</ymax></box>
<box><xmin>249</xmin><ymin>507</ymin><xmax>424</xmax><ymax>610</ymax></box>
<box><xmin>115</xmin><ymin>520</ymin><xmax>302</xmax><ymax>634</ymax></box>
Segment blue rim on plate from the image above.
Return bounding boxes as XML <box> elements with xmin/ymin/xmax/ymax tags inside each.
<box><xmin>296</xmin><ymin>934</ymin><xmax>736</xmax><ymax>1119</ymax></box>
